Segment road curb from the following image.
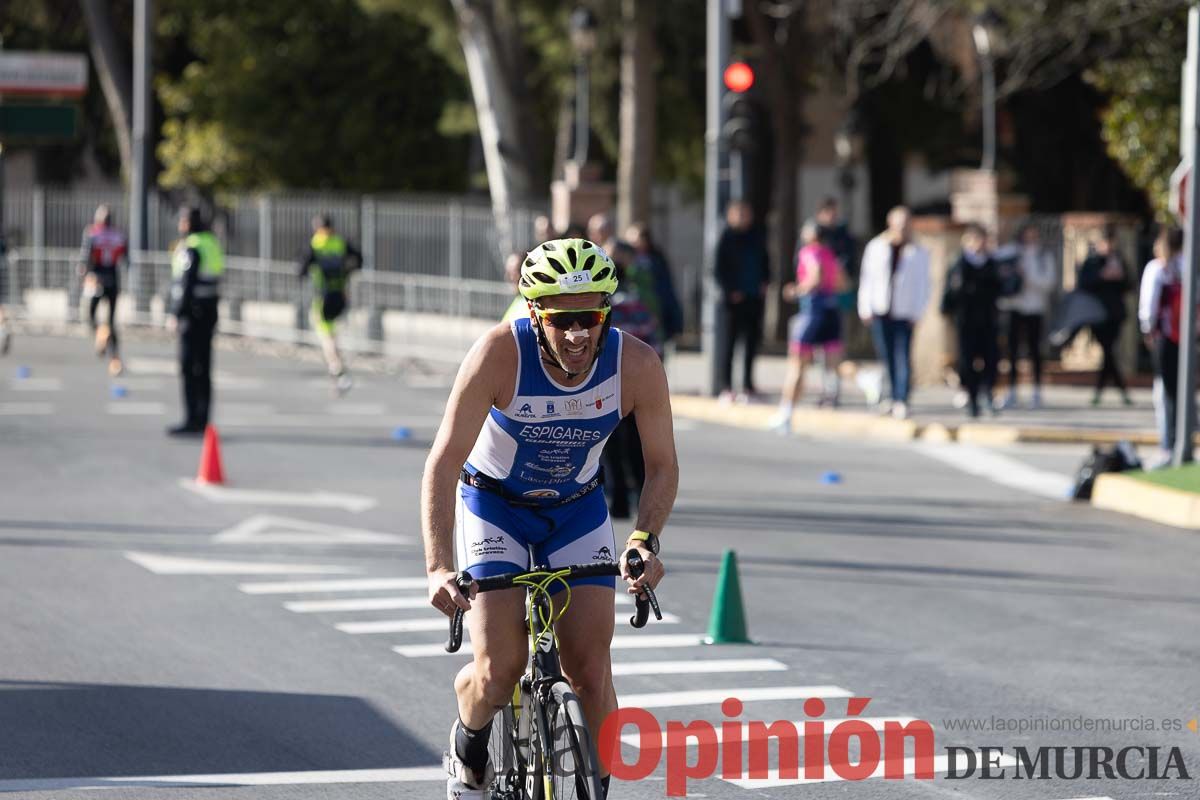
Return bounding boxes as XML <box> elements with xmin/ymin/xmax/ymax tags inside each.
<box><xmin>1091</xmin><ymin>473</ymin><xmax>1200</xmax><ymax>529</ymax></box>
<box><xmin>668</xmin><ymin>394</ymin><xmax>1160</xmax><ymax>448</ymax></box>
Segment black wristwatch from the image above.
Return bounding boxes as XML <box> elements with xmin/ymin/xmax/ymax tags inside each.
<box><xmin>627</xmin><ymin>530</ymin><xmax>660</xmax><ymax>556</ymax></box>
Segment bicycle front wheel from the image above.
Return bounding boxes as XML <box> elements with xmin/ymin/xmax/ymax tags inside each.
<box><xmin>541</xmin><ymin>681</ymin><xmax>605</xmax><ymax>800</ymax></box>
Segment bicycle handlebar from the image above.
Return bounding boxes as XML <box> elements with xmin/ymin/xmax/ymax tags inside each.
<box><xmin>444</xmin><ymin>550</ymin><xmax>662</xmax><ymax>652</ymax></box>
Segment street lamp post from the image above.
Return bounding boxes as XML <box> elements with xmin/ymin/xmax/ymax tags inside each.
<box><xmin>570</xmin><ymin>7</ymin><xmax>597</xmax><ymax>168</ymax></box>
<box><xmin>972</xmin><ymin>10</ymin><xmax>1000</xmax><ymax>173</ymax></box>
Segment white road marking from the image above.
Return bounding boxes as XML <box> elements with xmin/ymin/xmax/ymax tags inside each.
<box><xmin>724</xmin><ymin>752</ymin><xmax>1019</xmax><ymax>788</ymax></box>
<box><xmin>619</xmin><ymin>685</ymin><xmax>854</xmax><ymax>710</ymax></box>
<box><xmin>328</xmin><ymin>402</ymin><xmax>386</xmax><ymax>415</ymax></box>
<box><xmin>621</xmin><ymin>717</ymin><xmax>919</xmax><ymax>748</ymax></box>
<box><xmin>337</xmin><ymin>611</ymin><xmax>680</xmax><ymax>634</ymax></box>
<box><xmin>406</xmin><ymin>374</ymin><xmax>453</xmax><ymax>389</ymax></box>
<box><xmin>218</xmin><ymin>414</ymin><xmax>440</xmax><ymax>429</ymax></box>
<box><xmin>214</xmin><ymin>514</ymin><xmax>410</xmax><ymax>545</ymax></box>
<box><xmin>394</xmin><ymin>634</ymin><xmax>715</xmax><ymax>658</ymax></box>
<box><xmin>125</xmin><ymin>551</ymin><xmax>360</xmax><ymax>576</ymax></box>
<box><xmin>0</xmin><ymin>766</ymin><xmax>445</xmax><ymax>792</ymax></box>
<box><xmin>238</xmin><ymin>577</ymin><xmax>429</xmax><ymax>594</ymax></box>
<box><xmin>610</xmin><ymin>658</ymin><xmax>788</xmax><ymax>676</ymax></box>
<box><xmin>9</xmin><ymin>377</ymin><xmax>62</xmax><ymax>391</ymax></box>
<box><xmin>220</xmin><ymin>402</ymin><xmax>276</xmax><ymax>415</ymax></box>
<box><xmin>106</xmin><ymin>401</ymin><xmax>167</xmax><ymax>415</ymax></box>
<box><xmin>286</xmin><ymin>596</ymin><xmax>433</xmax><ymax>613</ymax></box>
<box><xmin>0</xmin><ymin>401</ymin><xmax>53</xmax><ymax>415</ymax></box>
<box><xmin>179</xmin><ymin>480</ymin><xmax>377</xmax><ymax>513</ymax></box>
<box><xmin>914</xmin><ymin>441</ymin><xmax>1073</xmax><ymax>499</ymax></box>
<box><xmin>126</xmin><ymin>357</ymin><xmax>176</xmax><ymax>375</ymax></box>
<box><xmin>673</xmin><ymin>419</ymin><xmax>699</xmax><ymax>432</ymax></box>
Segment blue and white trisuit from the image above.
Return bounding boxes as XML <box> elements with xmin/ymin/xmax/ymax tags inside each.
<box><xmin>457</xmin><ymin>317</ymin><xmax>625</xmax><ymax>588</ymax></box>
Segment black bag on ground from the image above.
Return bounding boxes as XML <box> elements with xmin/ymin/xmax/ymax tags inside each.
<box><xmin>321</xmin><ymin>289</ymin><xmax>346</xmax><ymax>322</ymax></box>
<box><xmin>1071</xmin><ymin>440</ymin><xmax>1141</xmax><ymax>501</ymax></box>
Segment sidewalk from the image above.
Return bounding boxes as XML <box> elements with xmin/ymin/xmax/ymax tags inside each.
<box><xmin>664</xmin><ymin>350</ymin><xmax>1164</xmax><ymax>447</ymax></box>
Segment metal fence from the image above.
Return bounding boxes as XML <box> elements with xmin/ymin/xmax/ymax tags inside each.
<box><xmin>2</xmin><ymin>246</ymin><xmax>515</xmax><ymax>357</ymax></box>
<box><xmin>0</xmin><ymin>186</ymin><xmax>706</xmax><ymax>309</ymax></box>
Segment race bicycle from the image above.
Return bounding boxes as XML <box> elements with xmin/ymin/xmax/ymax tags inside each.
<box><xmin>445</xmin><ymin>550</ymin><xmax>663</xmax><ymax>800</ymax></box>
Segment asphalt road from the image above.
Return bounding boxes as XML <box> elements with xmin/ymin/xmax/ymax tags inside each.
<box><xmin>1</xmin><ymin>331</ymin><xmax>1198</xmax><ymax>800</ymax></box>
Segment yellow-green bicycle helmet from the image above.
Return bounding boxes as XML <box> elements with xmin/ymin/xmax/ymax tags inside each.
<box><xmin>518</xmin><ymin>238</ymin><xmax>619</xmax><ymax>301</ymax></box>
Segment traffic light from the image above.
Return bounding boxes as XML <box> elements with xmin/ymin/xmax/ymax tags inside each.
<box><xmin>721</xmin><ymin>61</ymin><xmax>757</xmax><ymax>153</ymax></box>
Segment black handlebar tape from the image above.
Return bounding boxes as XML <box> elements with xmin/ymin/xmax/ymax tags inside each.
<box><xmin>625</xmin><ymin>550</ymin><xmax>651</xmax><ymax>628</ymax></box>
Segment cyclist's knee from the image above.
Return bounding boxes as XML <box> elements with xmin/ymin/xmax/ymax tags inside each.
<box><xmin>560</xmin><ymin>652</ymin><xmax>611</xmax><ymax>700</ymax></box>
<box><xmin>471</xmin><ymin>651</ymin><xmax>527</xmax><ymax>703</ymax></box>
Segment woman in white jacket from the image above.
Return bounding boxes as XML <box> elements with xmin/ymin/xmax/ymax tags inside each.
<box><xmin>857</xmin><ymin>206</ymin><xmax>931</xmax><ymax>419</ymax></box>
<box><xmin>999</xmin><ymin>224</ymin><xmax>1058</xmax><ymax>409</ymax></box>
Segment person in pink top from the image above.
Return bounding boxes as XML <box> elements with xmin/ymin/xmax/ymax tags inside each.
<box><xmin>769</xmin><ymin>222</ymin><xmax>847</xmax><ymax>433</ymax></box>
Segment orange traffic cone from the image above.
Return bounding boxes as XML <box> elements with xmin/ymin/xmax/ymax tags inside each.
<box><xmin>196</xmin><ymin>424</ymin><xmax>226</xmax><ymax>485</ymax></box>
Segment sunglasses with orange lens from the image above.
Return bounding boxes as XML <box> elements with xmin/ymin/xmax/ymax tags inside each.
<box><xmin>533</xmin><ymin>305</ymin><xmax>611</xmax><ymax>330</ymax></box>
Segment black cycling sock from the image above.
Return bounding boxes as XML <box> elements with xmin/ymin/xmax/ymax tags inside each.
<box><xmin>601</xmin><ymin>774</ymin><xmax>611</xmax><ymax>797</ymax></box>
<box><xmin>455</xmin><ymin>717</ymin><xmax>493</xmax><ymax>773</ymax></box>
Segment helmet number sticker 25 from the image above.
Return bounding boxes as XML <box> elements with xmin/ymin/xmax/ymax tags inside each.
<box><xmin>558</xmin><ymin>270</ymin><xmax>593</xmax><ymax>290</ymax></box>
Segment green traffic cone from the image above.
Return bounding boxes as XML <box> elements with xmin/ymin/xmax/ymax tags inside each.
<box><xmin>702</xmin><ymin>549</ymin><xmax>752</xmax><ymax>644</ymax></box>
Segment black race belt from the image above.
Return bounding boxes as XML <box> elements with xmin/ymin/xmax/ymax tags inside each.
<box><xmin>459</xmin><ymin>468</ymin><xmax>605</xmax><ymax>508</ymax></box>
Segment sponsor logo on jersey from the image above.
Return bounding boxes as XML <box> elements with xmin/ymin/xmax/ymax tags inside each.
<box><xmin>546</xmin><ymin>401</ymin><xmax>555</xmax><ymax>414</ymax></box>
<box><xmin>518</xmin><ymin>424</ymin><xmax>604</xmax><ymax>442</ymax></box>
<box><xmin>522</xmin><ymin>488</ymin><xmax>562</xmax><ymax>499</ymax></box>
<box><xmin>564</xmin><ymin>398</ymin><xmax>583</xmax><ymax>415</ymax></box>
<box><xmin>595</xmin><ymin>397</ymin><xmax>603</xmax><ymax>410</ymax></box>
<box><xmin>515</xmin><ymin>403</ymin><xmax>535</xmax><ymax>418</ymax></box>
<box><xmin>594</xmin><ymin>546</ymin><xmax>614</xmax><ymax>561</ymax></box>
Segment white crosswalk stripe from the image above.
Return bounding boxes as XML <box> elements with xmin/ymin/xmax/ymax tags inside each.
<box><xmin>610</xmin><ymin>658</ymin><xmax>788</xmax><ymax>676</ymax></box>
<box><xmin>617</xmin><ymin>685</ymin><xmax>853</xmax><ymax>710</ymax></box>
<box><xmin>394</xmin><ymin>633</ymin><xmax>714</xmax><ymax>658</ymax></box>
<box><xmin>723</xmin><ymin>752</ymin><xmax>1019</xmax><ymax>788</ymax></box>
<box><xmin>285</xmin><ymin>596</ymin><xmax>432</xmax><ymax>613</ymax></box>
<box><xmin>336</xmin><ymin>611</ymin><xmax>680</xmax><ymax>634</ymax></box>
<box><xmin>239</xmin><ymin>577</ymin><xmax>429</xmax><ymax>594</ymax></box>
<box><xmin>621</xmin><ymin>716</ymin><xmax>919</xmax><ymax>748</ymax></box>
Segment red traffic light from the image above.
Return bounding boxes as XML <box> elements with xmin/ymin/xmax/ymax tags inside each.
<box><xmin>723</xmin><ymin>62</ymin><xmax>755</xmax><ymax>93</ymax></box>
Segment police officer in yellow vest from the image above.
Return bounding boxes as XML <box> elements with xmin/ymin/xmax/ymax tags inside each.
<box><xmin>167</xmin><ymin>206</ymin><xmax>223</xmax><ymax>436</ymax></box>
<box><xmin>298</xmin><ymin>214</ymin><xmax>361</xmax><ymax>394</ymax></box>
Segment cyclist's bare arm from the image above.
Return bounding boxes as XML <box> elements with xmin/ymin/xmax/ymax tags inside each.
<box><xmin>421</xmin><ymin>323</ymin><xmax>516</xmax><ymax>613</ymax></box>
<box><xmin>620</xmin><ymin>335</ymin><xmax>678</xmax><ymax>591</ymax></box>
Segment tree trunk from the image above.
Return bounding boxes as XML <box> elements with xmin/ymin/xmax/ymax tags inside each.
<box><xmin>79</xmin><ymin>0</ymin><xmax>134</xmax><ymax>182</ymax></box>
<box><xmin>746</xmin><ymin>3</ymin><xmax>804</xmax><ymax>341</ymax></box>
<box><xmin>450</xmin><ymin>0</ymin><xmax>538</xmax><ymax>256</ymax></box>
<box><xmin>616</xmin><ymin>0</ymin><xmax>656</xmax><ymax>232</ymax></box>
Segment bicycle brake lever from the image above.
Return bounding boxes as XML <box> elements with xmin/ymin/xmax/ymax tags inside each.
<box><xmin>623</xmin><ymin>550</ymin><xmax>663</xmax><ymax>628</ymax></box>
<box><xmin>445</xmin><ymin>570</ymin><xmax>473</xmax><ymax>653</ymax></box>
<box><xmin>446</xmin><ymin>608</ymin><xmax>465</xmax><ymax>652</ymax></box>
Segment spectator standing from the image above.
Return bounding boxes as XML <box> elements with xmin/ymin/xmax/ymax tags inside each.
<box><xmin>78</xmin><ymin>205</ymin><xmax>128</xmax><ymax>376</ymax></box>
<box><xmin>857</xmin><ymin>206</ymin><xmax>930</xmax><ymax>419</ymax></box>
<box><xmin>1078</xmin><ymin>228</ymin><xmax>1133</xmax><ymax>406</ymax></box>
<box><xmin>502</xmin><ymin>252</ymin><xmax>528</xmax><ymax>323</ymax></box>
<box><xmin>769</xmin><ymin>222</ymin><xmax>846</xmax><ymax>433</ymax></box>
<box><xmin>810</xmin><ymin>197</ymin><xmax>857</xmax><ymax>279</ymax></box>
<box><xmin>942</xmin><ymin>224</ymin><xmax>1003</xmax><ymax>418</ymax></box>
<box><xmin>715</xmin><ymin>200</ymin><xmax>770</xmax><ymax>403</ymax></box>
<box><xmin>998</xmin><ymin>224</ymin><xmax>1057</xmax><ymax>409</ymax></box>
<box><xmin>603</xmin><ymin>250</ymin><xmax>663</xmax><ymax>519</ymax></box>
<box><xmin>1139</xmin><ymin>227</ymin><xmax>1187</xmax><ymax>467</ymax></box>
<box><xmin>626</xmin><ymin>222</ymin><xmax>684</xmax><ymax>347</ymax></box>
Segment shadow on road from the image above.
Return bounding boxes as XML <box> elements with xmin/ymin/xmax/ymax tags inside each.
<box><xmin>0</xmin><ymin>680</ymin><xmax>436</xmax><ymax>781</ymax></box>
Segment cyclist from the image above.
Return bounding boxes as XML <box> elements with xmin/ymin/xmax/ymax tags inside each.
<box><xmin>298</xmin><ymin>214</ymin><xmax>361</xmax><ymax>394</ymax></box>
<box><xmin>422</xmin><ymin>238</ymin><xmax>677</xmax><ymax>799</ymax></box>
<box><xmin>78</xmin><ymin>205</ymin><xmax>128</xmax><ymax>376</ymax></box>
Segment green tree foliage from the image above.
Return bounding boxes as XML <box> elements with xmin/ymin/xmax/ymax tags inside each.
<box><xmin>1085</xmin><ymin>13</ymin><xmax>1185</xmax><ymax>218</ymax></box>
<box><xmin>156</xmin><ymin>0</ymin><xmax>470</xmax><ymax>193</ymax></box>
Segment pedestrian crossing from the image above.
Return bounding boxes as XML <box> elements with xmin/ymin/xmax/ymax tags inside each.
<box><xmin>123</xmin><ymin>554</ymin><xmax>1126</xmax><ymax>795</ymax></box>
